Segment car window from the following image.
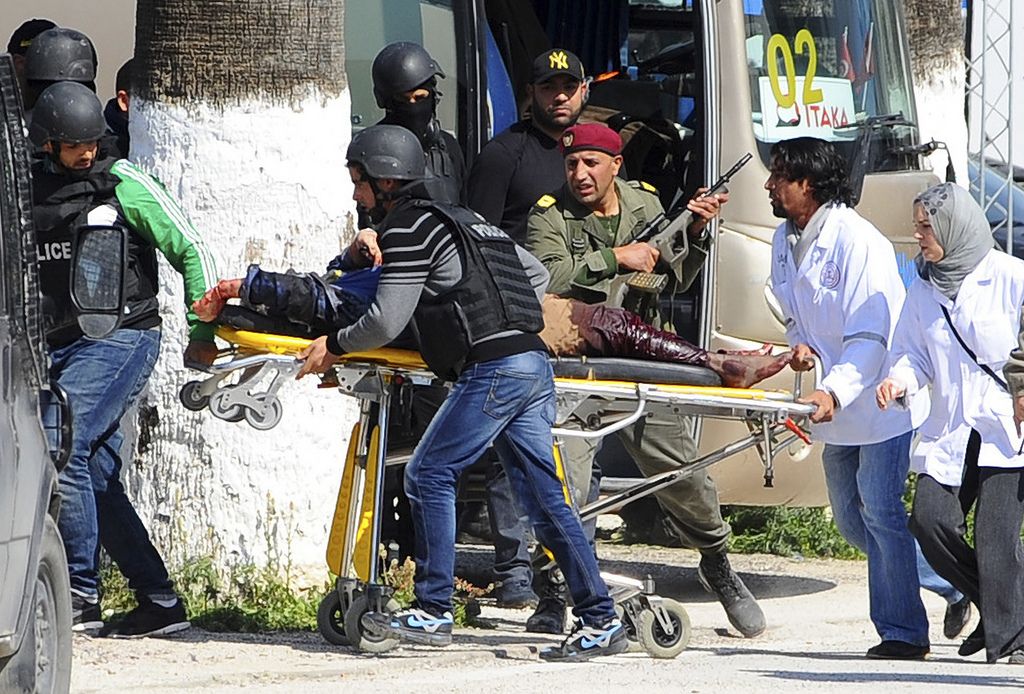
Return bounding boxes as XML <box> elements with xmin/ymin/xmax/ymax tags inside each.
<box><xmin>0</xmin><ymin>101</ymin><xmax>9</xmax><ymax>315</ymax></box>
<box><xmin>0</xmin><ymin>55</ymin><xmax>47</xmax><ymax>389</ymax></box>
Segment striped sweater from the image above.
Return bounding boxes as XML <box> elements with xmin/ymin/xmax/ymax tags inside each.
<box><xmin>333</xmin><ymin>200</ymin><xmax>548</xmax><ymax>354</ymax></box>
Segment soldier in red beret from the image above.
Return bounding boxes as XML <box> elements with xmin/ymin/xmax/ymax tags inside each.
<box><xmin>527</xmin><ymin>121</ymin><xmax>786</xmax><ymax>640</ymax></box>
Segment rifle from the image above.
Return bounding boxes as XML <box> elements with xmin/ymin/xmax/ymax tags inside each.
<box><xmin>622</xmin><ymin>153</ymin><xmax>752</xmax><ymax>296</ymax></box>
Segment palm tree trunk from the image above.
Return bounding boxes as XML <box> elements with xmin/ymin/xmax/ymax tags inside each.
<box><xmin>904</xmin><ymin>0</ymin><xmax>969</xmax><ymax>183</ymax></box>
<box><xmin>126</xmin><ymin>0</ymin><xmax>356</xmax><ymax>580</ymax></box>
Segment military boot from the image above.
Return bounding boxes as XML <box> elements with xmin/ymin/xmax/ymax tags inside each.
<box><xmin>525</xmin><ymin>570</ymin><xmax>568</xmax><ymax>634</ymax></box>
<box><xmin>697</xmin><ymin>549</ymin><xmax>766</xmax><ymax>638</ymax></box>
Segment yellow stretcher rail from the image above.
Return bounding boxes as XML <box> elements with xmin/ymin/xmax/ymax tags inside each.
<box><xmin>215</xmin><ymin>326</ymin><xmax>794</xmax><ymax>401</ymax></box>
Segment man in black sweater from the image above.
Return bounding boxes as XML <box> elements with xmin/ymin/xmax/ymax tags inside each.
<box><xmin>297</xmin><ymin>124</ymin><xmax>626</xmax><ymax>661</ymax></box>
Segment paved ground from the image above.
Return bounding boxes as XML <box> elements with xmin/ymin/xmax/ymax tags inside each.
<box><xmin>71</xmin><ymin>544</ymin><xmax>1024</xmax><ymax>693</ymax></box>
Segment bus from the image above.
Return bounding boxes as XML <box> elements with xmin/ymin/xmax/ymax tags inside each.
<box><xmin>344</xmin><ymin>0</ymin><xmax>938</xmax><ymax>506</ymax></box>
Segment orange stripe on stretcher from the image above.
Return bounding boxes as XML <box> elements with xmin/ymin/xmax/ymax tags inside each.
<box><xmin>215</xmin><ymin>327</ymin><xmax>429</xmax><ymax>370</ymax></box>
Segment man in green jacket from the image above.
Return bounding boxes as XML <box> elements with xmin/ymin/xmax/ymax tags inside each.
<box><xmin>30</xmin><ymin>81</ymin><xmax>217</xmax><ymax>638</ymax></box>
<box><xmin>526</xmin><ymin>122</ymin><xmax>766</xmax><ymax>638</ymax></box>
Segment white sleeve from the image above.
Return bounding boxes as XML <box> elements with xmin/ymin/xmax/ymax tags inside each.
<box><xmin>820</xmin><ymin>238</ymin><xmax>899</xmax><ymax>408</ymax></box>
<box><xmin>887</xmin><ymin>289</ymin><xmax>933</xmax><ymax>396</ymax></box>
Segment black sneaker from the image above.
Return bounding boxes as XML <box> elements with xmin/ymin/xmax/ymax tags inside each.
<box><xmin>943</xmin><ymin>596</ymin><xmax>972</xmax><ymax>640</ymax></box>
<box><xmin>866</xmin><ymin>640</ymin><xmax>929</xmax><ymax>660</ymax></box>
<box><xmin>540</xmin><ymin>618</ymin><xmax>628</xmax><ymax>661</ymax></box>
<box><xmin>99</xmin><ymin>599</ymin><xmax>190</xmax><ymax>639</ymax></box>
<box><xmin>697</xmin><ymin>551</ymin><xmax>766</xmax><ymax>638</ymax></box>
<box><xmin>362</xmin><ymin>607</ymin><xmax>453</xmax><ymax>646</ymax></box>
<box><xmin>71</xmin><ymin>593</ymin><xmax>103</xmax><ymax>632</ymax></box>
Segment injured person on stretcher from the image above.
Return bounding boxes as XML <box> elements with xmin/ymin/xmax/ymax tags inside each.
<box><xmin>193</xmin><ymin>243</ymin><xmax>790</xmax><ymax>389</ymax></box>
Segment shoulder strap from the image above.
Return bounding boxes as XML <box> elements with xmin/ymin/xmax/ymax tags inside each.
<box><xmin>941</xmin><ymin>304</ymin><xmax>1010</xmax><ymax>392</ymax></box>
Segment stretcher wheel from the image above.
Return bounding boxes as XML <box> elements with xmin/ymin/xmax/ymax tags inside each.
<box><xmin>208</xmin><ymin>390</ymin><xmax>245</xmax><ymax>422</ymax></box>
<box><xmin>244</xmin><ymin>394</ymin><xmax>283</xmax><ymax>430</ymax></box>
<box><xmin>635</xmin><ymin>598</ymin><xmax>691</xmax><ymax>659</ymax></box>
<box><xmin>179</xmin><ymin>381</ymin><xmax>210</xmax><ymax>411</ymax></box>
<box><xmin>343</xmin><ymin>594</ymin><xmax>400</xmax><ymax>653</ymax></box>
<box><xmin>316</xmin><ymin>590</ymin><xmax>351</xmax><ymax>646</ymax></box>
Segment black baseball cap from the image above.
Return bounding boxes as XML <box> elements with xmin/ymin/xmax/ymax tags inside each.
<box><xmin>7</xmin><ymin>18</ymin><xmax>56</xmax><ymax>55</ymax></box>
<box><xmin>531</xmin><ymin>48</ymin><xmax>585</xmax><ymax>84</ymax></box>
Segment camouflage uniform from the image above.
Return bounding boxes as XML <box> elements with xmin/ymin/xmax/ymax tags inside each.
<box><xmin>526</xmin><ymin>178</ymin><xmax>729</xmax><ymax>552</ymax></box>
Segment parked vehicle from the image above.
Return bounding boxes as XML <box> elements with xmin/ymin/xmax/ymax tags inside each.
<box><xmin>968</xmin><ymin>157</ymin><xmax>1024</xmax><ymax>258</ymax></box>
<box><xmin>0</xmin><ymin>54</ymin><xmax>72</xmax><ymax>694</ymax></box>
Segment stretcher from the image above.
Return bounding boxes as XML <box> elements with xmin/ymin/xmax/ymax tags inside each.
<box><xmin>183</xmin><ymin>326</ymin><xmax>817</xmax><ymax>657</ymax></box>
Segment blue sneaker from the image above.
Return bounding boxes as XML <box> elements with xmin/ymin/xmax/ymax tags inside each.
<box><xmin>363</xmin><ymin>607</ymin><xmax>454</xmax><ymax>646</ymax></box>
<box><xmin>540</xmin><ymin>618</ymin><xmax>628</xmax><ymax>661</ymax></box>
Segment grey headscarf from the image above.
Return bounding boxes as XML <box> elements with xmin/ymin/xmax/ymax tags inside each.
<box><xmin>914</xmin><ymin>182</ymin><xmax>995</xmax><ymax>300</ymax></box>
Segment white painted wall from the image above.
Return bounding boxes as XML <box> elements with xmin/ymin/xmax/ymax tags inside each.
<box><xmin>125</xmin><ymin>87</ymin><xmax>361</xmax><ymax>582</ymax></box>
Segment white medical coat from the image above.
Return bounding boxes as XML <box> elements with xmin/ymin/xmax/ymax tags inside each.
<box><xmin>770</xmin><ymin>204</ymin><xmax>914</xmax><ymax>445</ymax></box>
<box><xmin>888</xmin><ymin>249</ymin><xmax>1024</xmax><ymax>477</ymax></box>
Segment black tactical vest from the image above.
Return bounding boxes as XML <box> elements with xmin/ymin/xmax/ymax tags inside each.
<box><xmin>407</xmin><ymin>200</ymin><xmax>543</xmax><ymax>380</ymax></box>
<box><xmin>31</xmin><ymin>157</ymin><xmax>160</xmax><ymax>346</ymax></box>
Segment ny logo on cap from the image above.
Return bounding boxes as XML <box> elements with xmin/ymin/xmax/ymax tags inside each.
<box><xmin>561</xmin><ymin>132</ymin><xmax>574</xmax><ymax>148</ymax></box>
<box><xmin>549</xmin><ymin>50</ymin><xmax>569</xmax><ymax>70</ymax></box>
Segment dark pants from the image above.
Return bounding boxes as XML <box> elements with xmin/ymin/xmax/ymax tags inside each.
<box><xmin>910</xmin><ymin>430</ymin><xmax>1024</xmax><ymax>661</ymax></box>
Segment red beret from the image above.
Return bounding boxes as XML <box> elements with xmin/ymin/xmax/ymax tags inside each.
<box><xmin>558</xmin><ymin>123</ymin><xmax>622</xmax><ymax>157</ymax></box>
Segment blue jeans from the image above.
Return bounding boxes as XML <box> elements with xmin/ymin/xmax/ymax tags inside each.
<box><xmin>821</xmin><ymin>432</ymin><xmax>930</xmax><ymax>646</ymax></box>
<box><xmin>51</xmin><ymin>329</ymin><xmax>175</xmax><ymax>601</ymax></box>
<box><xmin>403</xmin><ymin>350</ymin><xmax>615</xmax><ymax>626</ymax></box>
<box><xmin>917</xmin><ymin>543</ymin><xmax>963</xmax><ymax>604</ymax></box>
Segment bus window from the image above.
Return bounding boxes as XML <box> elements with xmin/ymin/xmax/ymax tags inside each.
<box><xmin>745</xmin><ymin>0</ymin><xmax>918</xmax><ymax>172</ymax></box>
<box><xmin>480</xmin><ymin>0</ymin><xmax>706</xmax><ymax>210</ymax></box>
<box><xmin>344</xmin><ymin>1</ymin><xmax>460</xmax><ymax>138</ymax></box>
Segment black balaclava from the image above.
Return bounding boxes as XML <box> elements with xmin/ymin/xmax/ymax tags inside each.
<box><xmin>384</xmin><ymin>81</ymin><xmax>441</xmax><ymax>148</ymax></box>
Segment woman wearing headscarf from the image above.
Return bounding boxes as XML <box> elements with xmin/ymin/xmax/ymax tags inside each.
<box><xmin>876</xmin><ymin>182</ymin><xmax>1024</xmax><ymax>664</ymax></box>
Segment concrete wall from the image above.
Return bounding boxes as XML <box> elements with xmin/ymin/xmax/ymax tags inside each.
<box><xmin>1</xmin><ymin>1</ymin><xmax>135</xmax><ymax>100</ymax></box>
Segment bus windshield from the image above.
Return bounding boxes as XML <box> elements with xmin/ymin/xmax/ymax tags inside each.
<box><xmin>744</xmin><ymin>0</ymin><xmax>917</xmax><ymax>169</ymax></box>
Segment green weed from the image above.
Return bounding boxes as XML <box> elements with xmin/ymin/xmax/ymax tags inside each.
<box><xmin>100</xmin><ymin>557</ymin><xmax>330</xmax><ymax>632</ymax></box>
<box><xmin>380</xmin><ymin>548</ymin><xmax>491</xmax><ymax>627</ymax></box>
<box><xmin>723</xmin><ymin>505</ymin><xmax>863</xmax><ymax>560</ymax></box>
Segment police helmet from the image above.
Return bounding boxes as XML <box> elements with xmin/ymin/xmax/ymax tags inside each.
<box><xmin>371</xmin><ymin>42</ymin><xmax>444</xmax><ymax>108</ymax></box>
<box><xmin>346</xmin><ymin>125</ymin><xmax>426</xmax><ymax>181</ymax></box>
<box><xmin>29</xmin><ymin>81</ymin><xmax>107</xmax><ymax>146</ymax></box>
<box><xmin>24</xmin><ymin>27</ymin><xmax>97</xmax><ymax>83</ymax></box>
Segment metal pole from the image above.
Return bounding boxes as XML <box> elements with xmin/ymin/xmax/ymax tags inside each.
<box><xmin>1007</xmin><ymin>0</ymin><xmax>1015</xmax><ymax>250</ymax></box>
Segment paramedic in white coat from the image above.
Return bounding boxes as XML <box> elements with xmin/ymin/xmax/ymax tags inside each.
<box><xmin>877</xmin><ymin>182</ymin><xmax>1024</xmax><ymax>664</ymax></box>
<box><xmin>766</xmin><ymin>137</ymin><xmax>930</xmax><ymax>660</ymax></box>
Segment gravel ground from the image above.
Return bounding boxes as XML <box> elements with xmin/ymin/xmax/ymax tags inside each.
<box><xmin>71</xmin><ymin>543</ymin><xmax>1024</xmax><ymax>693</ymax></box>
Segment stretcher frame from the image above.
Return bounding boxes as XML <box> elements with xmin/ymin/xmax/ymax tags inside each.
<box><xmin>186</xmin><ymin>327</ymin><xmax>817</xmax><ymax>655</ymax></box>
